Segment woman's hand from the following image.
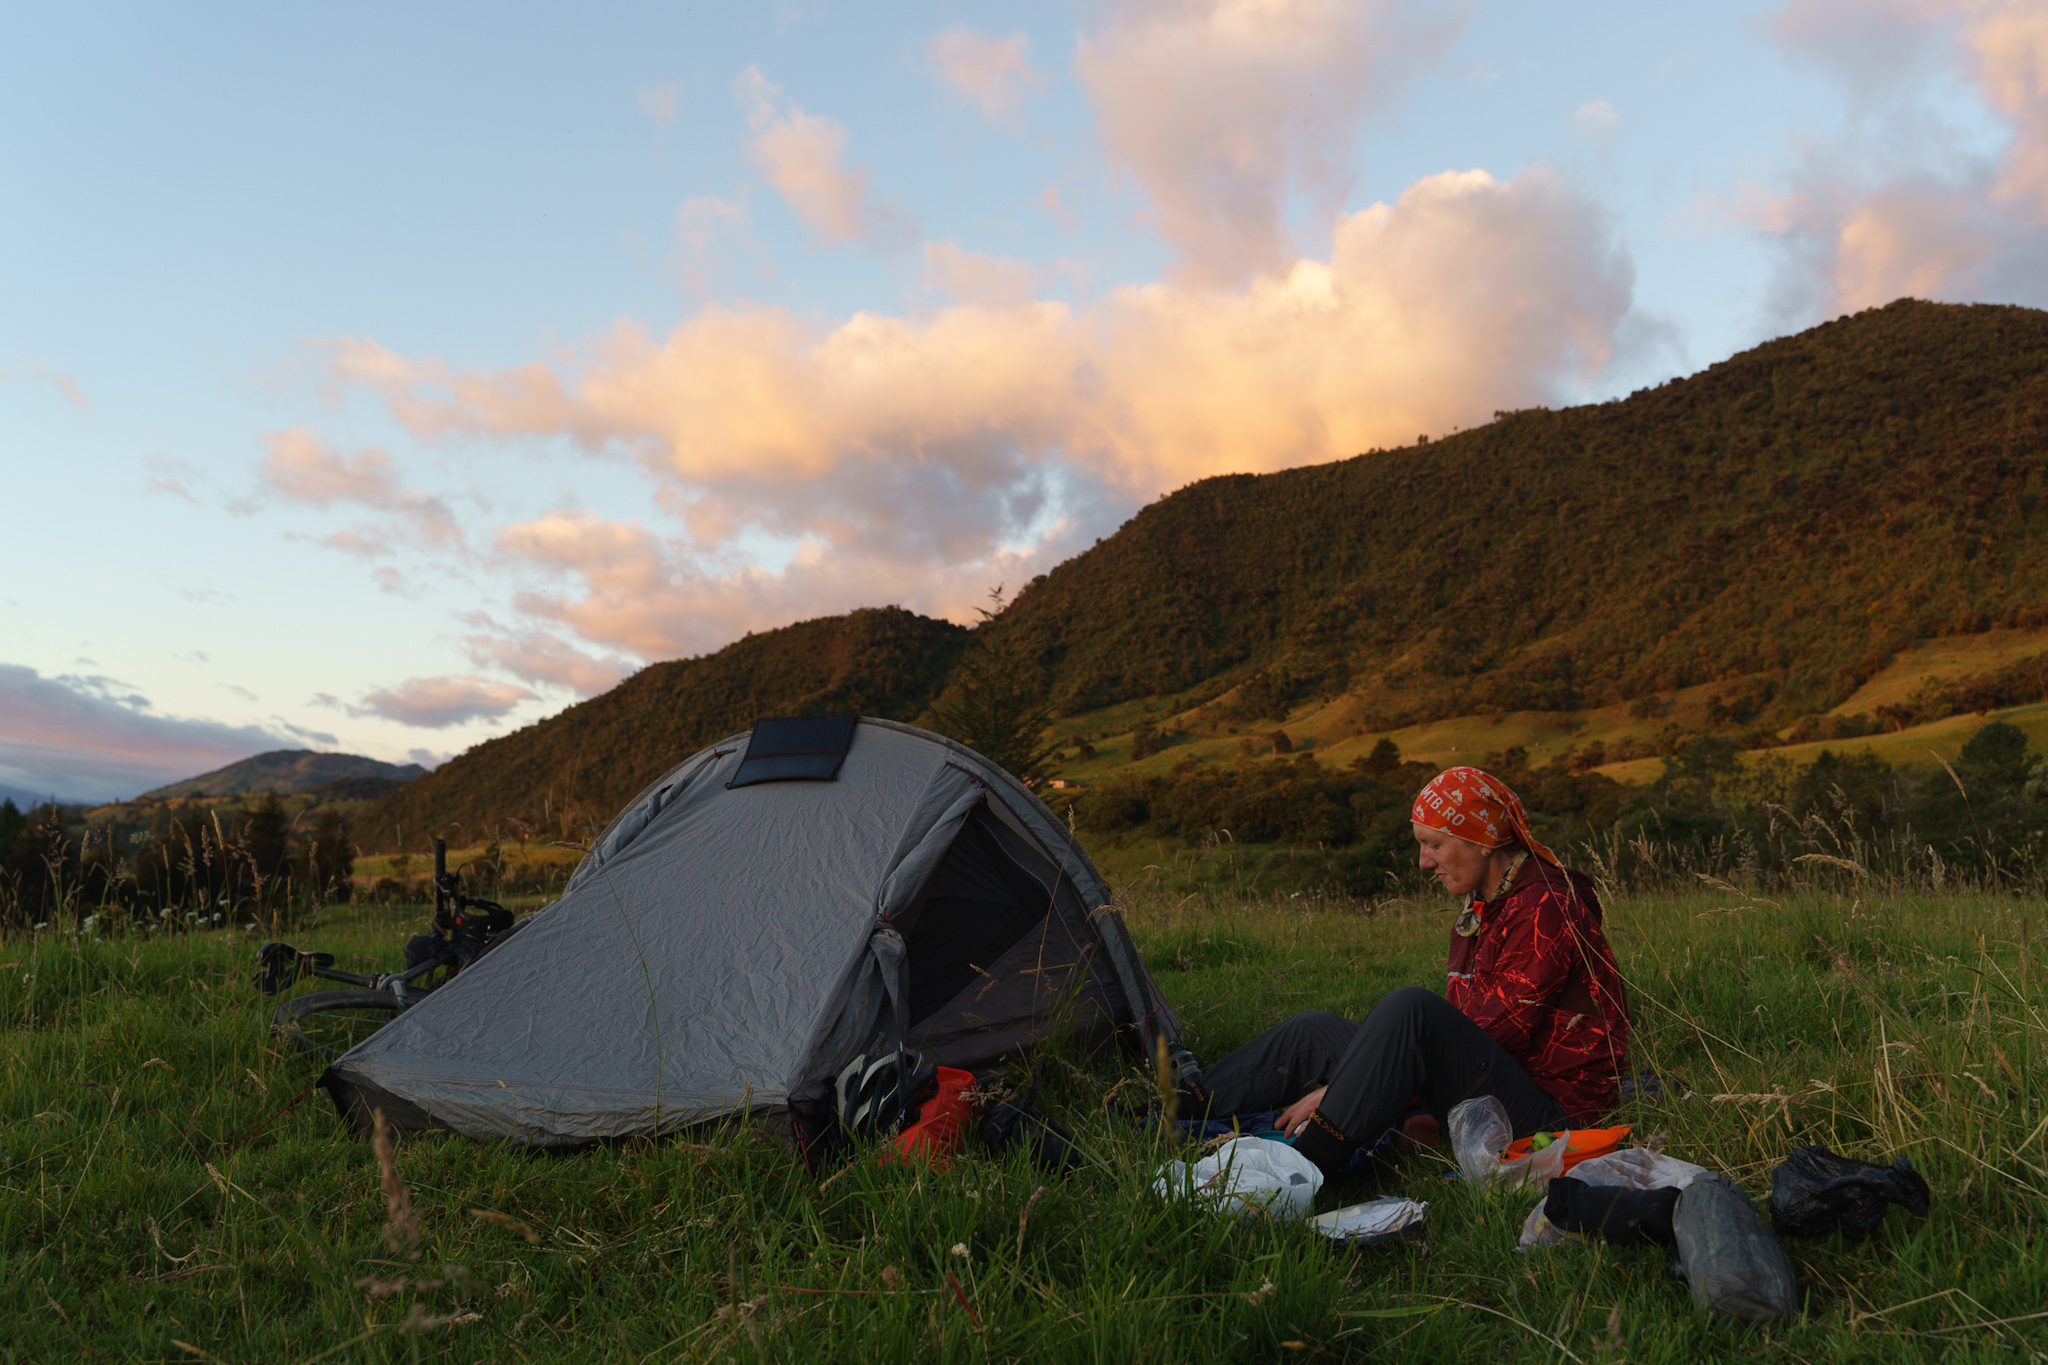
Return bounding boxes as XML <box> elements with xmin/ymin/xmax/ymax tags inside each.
<box><xmin>1278</xmin><ymin>1086</ymin><xmax>1328</xmax><ymax>1138</ymax></box>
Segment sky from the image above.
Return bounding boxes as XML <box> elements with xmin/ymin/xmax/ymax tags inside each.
<box><xmin>5</xmin><ymin>0</ymin><xmax>2048</xmax><ymax>803</ymax></box>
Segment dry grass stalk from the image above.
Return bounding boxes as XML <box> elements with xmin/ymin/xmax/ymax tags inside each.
<box><xmin>1795</xmin><ymin>852</ymin><xmax>1870</xmax><ymax>878</ymax></box>
<box><xmin>399</xmin><ymin>1304</ymin><xmax>480</xmax><ymax>1332</ymax></box>
<box><xmin>1016</xmin><ymin>1184</ymin><xmax>1049</xmax><ymax>1258</ymax></box>
<box><xmin>467</xmin><ymin>1207</ymin><xmax>541</xmax><ymax>1243</ymax></box>
<box><xmin>372</xmin><ymin>1108</ymin><xmax>421</xmax><ymax>1258</ymax></box>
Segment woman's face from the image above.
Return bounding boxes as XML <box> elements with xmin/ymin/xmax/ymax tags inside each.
<box><xmin>1412</xmin><ymin>822</ymin><xmax>1492</xmax><ymax>898</ymax></box>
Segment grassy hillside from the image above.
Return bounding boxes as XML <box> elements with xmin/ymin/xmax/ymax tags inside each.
<box><xmin>138</xmin><ymin>750</ymin><xmax>425</xmax><ymax>801</ymax></box>
<box><xmin>353</xmin><ymin>607</ymin><xmax>968</xmax><ymax>851</ymax></box>
<box><xmin>358</xmin><ymin>300</ymin><xmax>2048</xmax><ymax>851</ymax></box>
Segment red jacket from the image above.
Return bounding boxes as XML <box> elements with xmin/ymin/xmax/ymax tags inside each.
<box><xmin>1444</xmin><ymin>860</ymin><xmax>1629</xmax><ymax>1123</ymax></box>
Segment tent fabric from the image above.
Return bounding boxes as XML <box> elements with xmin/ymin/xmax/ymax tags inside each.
<box><xmin>324</xmin><ymin>718</ymin><xmax>1182</xmax><ymax>1146</ymax></box>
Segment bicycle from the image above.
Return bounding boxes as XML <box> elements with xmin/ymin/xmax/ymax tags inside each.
<box><xmin>253</xmin><ymin>837</ymin><xmax>520</xmax><ymax>1058</ymax></box>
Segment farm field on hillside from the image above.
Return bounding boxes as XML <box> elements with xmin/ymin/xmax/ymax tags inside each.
<box><xmin>2</xmin><ymin>886</ymin><xmax>2043</xmax><ymax>1362</ymax></box>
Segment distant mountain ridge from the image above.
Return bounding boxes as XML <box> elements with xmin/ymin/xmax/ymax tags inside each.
<box><xmin>353</xmin><ymin>299</ymin><xmax>2048</xmax><ymax>851</ymax></box>
<box><xmin>0</xmin><ymin>782</ymin><xmax>81</xmax><ymax>810</ymax></box>
<box><xmin>138</xmin><ymin>750</ymin><xmax>427</xmax><ymax>801</ymax></box>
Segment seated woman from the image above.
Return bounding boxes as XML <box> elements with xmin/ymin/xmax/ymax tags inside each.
<box><xmin>1187</xmin><ymin>766</ymin><xmax>1630</xmax><ymax>1177</ymax></box>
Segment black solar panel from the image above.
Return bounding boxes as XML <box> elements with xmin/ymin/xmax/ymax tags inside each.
<box><xmin>726</xmin><ymin>714</ymin><xmax>859</xmax><ymax>788</ymax></box>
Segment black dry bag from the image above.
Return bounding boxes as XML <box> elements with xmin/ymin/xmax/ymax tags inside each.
<box><xmin>978</xmin><ymin>1063</ymin><xmax>1081</xmax><ymax>1174</ymax></box>
<box><xmin>1769</xmin><ymin>1144</ymin><xmax>1931</xmax><ymax>1242</ymax></box>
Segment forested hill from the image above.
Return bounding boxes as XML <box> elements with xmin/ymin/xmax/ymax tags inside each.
<box><xmin>357</xmin><ymin>299</ymin><xmax>2048</xmax><ymax>851</ymax></box>
<box><xmin>138</xmin><ymin>750</ymin><xmax>425</xmax><ymax>800</ymax></box>
<box><xmin>352</xmin><ymin>607</ymin><xmax>967</xmax><ymax>849</ymax></box>
<box><xmin>987</xmin><ymin>298</ymin><xmax>2048</xmax><ymax>729</ymax></box>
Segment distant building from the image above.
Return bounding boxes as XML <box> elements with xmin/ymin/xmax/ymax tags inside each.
<box><xmin>1046</xmin><ymin>778</ymin><xmax>1089</xmax><ymax>790</ymax></box>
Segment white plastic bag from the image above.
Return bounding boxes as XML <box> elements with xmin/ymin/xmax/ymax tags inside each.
<box><xmin>1152</xmin><ymin>1137</ymin><xmax>1325</xmax><ymax>1220</ymax></box>
<box><xmin>1309</xmin><ymin>1197</ymin><xmax>1428</xmax><ymax>1243</ymax></box>
<box><xmin>1518</xmin><ymin>1148</ymin><xmax>1710</xmax><ymax>1249</ymax></box>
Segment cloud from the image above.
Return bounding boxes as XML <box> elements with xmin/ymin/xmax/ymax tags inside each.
<box><xmin>463</xmin><ymin>627</ymin><xmax>637</xmax><ymax>697</ymax></box>
<box><xmin>673</xmin><ymin>195</ymin><xmax>750</xmax><ymax>295</ymax></box>
<box><xmin>257</xmin><ymin>426</ymin><xmax>464</xmax><ymax>555</ymax></box>
<box><xmin>637</xmin><ymin>82</ymin><xmax>682</xmax><ymax>123</ymax></box>
<box><xmin>1749</xmin><ymin>0</ymin><xmax>2048</xmax><ymax>315</ymax></box>
<box><xmin>919</xmin><ymin>243</ymin><xmax>1040</xmax><ymax>306</ymax></box>
<box><xmin>144</xmin><ymin>454</ymin><xmax>199</xmax><ymax>502</ymax></box>
<box><xmin>1076</xmin><ymin>0</ymin><xmax>1459</xmax><ymax>285</ymax></box>
<box><xmin>323</xmin><ymin>165</ymin><xmax>1632</xmax><ymax>660</ymax></box>
<box><xmin>929</xmin><ymin>28</ymin><xmax>1043</xmax><ymax>122</ymax></box>
<box><xmin>355</xmin><ymin>675</ymin><xmax>539</xmax><ymax>729</ymax></box>
<box><xmin>0</xmin><ymin>663</ymin><xmax>289</xmax><ymax>803</ymax></box>
<box><xmin>2</xmin><ymin>359</ymin><xmax>90</xmax><ymax>411</ymax></box>
<box><xmin>737</xmin><ymin>68</ymin><xmax>914</xmax><ymax>248</ymax></box>
<box><xmin>407</xmin><ymin>748</ymin><xmax>449</xmax><ymax>768</ymax></box>
<box><xmin>1575</xmin><ymin>100</ymin><xmax>1619</xmax><ymax>131</ymax></box>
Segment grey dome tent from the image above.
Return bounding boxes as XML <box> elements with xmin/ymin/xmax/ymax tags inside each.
<box><xmin>324</xmin><ymin>717</ymin><xmax>1188</xmax><ymax>1147</ymax></box>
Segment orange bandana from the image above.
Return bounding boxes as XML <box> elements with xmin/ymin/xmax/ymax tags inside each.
<box><xmin>1411</xmin><ymin>766</ymin><xmax>1561</xmax><ymax>868</ymax></box>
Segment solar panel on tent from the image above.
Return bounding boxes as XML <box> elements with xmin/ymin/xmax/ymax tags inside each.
<box><xmin>726</xmin><ymin>714</ymin><xmax>858</xmax><ymax>787</ymax></box>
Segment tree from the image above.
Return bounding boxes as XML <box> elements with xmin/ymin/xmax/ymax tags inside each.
<box><xmin>301</xmin><ymin>809</ymin><xmax>355</xmax><ymax>903</ymax></box>
<box><xmin>239</xmin><ymin>794</ymin><xmax>293</xmax><ymax>893</ymax></box>
<box><xmin>926</xmin><ymin>587</ymin><xmax>1059</xmax><ymax>783</ymax></box>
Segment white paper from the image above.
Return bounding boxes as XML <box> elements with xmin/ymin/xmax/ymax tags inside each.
<box><xmin>1309</xmin><ymin>1197</ymin><xmax>1429</xmax><ymax>1242</ymax></box>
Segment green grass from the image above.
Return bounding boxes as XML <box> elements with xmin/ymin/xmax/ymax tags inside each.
<box><xmin>4</xmin><ymin>883</ymin><xmax>2044</xmax><ymax>1361</ymax></box>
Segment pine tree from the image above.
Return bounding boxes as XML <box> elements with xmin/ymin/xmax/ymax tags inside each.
<box><xmin>927</xmin><ymin>588</ymin><xmax>1059</xmax><ymax>783</ymax></box>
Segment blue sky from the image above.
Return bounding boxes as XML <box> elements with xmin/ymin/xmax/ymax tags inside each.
<box><xmin>5</xmin><ymin>0</ymin><xmax>2046</xmax><ymax>801</ymax></box>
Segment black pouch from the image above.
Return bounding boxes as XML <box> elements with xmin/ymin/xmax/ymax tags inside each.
<box><xmin>1769</xmin><ymin>1144</ymin><xmax>1931</xmax><ymax>1242</ymax></box>
<box><xmin>978</xmin><ymin>1063</ymin><xmax>1081</xmax><ymax>1174</ymax></box>
<box><xmin>1544</xmin><ymin>1175</ymin><xmax>1681</xmax><ymax>1247</ymax></box>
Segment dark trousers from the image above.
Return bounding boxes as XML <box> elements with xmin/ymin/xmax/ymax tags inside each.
<box><xmin>1197</xmin><ymin>986</ymin><xmax>1566</xmax><ymax>1159</ymax></box>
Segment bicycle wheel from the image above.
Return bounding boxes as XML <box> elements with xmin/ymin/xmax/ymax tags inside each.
<box><xmin>272</xmin><ymin>989</ymin><xmax>406</xmax><ymax>1059</ymax></box>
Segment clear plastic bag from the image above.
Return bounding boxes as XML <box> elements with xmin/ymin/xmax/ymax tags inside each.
<box><xmin>1151</xmin><ymin>1137</ymin><xmax>1324</xmax><ymax>1220</ymax></box>
<box><xmin>1448</xmin><ymin>1096</ymin><xmax>1514</xmax><ymax>1182</ymax></box>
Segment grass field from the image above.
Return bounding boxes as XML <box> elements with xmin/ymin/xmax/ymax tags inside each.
<box><xmin>3</xmin><ymin>877</ymin><xmax>2044</xmax><ymax>1362</ymax></box>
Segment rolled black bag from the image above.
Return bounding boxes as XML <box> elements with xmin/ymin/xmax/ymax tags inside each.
<box><xmin>978</xmin><ymin>1063</ymin><xmax>1082</xmax><ymax>1174</ymax></box>
<box><xmin>1667</xmin><ymin>1173</ymin><xmax>1799</xmax><ymax>1321</ymax></box>
<box><xmin>1544</xmin><ymin>1176</ymin><xmax>1681</xmax><ymax>1247</ymax></box>
<box><xmin>1769</xmin><ymin>1144</ymin><xmax>1931</xmax><ymax>1242</ymax></box>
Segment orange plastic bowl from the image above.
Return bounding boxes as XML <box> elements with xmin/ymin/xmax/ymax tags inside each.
<box><xmin>1498</xmin><ymin>1124</ymin><xmax>1632</xmax><ymax>1172</ymax></box>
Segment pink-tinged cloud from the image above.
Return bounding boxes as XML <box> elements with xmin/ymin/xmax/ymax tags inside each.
<box><xmin>355</xmin><ymin>675</ymin><xmax>539</xmax><ymax>729</ymax></box>
<box><xmin>491</xmin><ymin>507</ymin><xmax>1093</xmax><ymax>661</ymax></box>
<box><xmin>2</xmin><ymin>359</ymin><xmax>91</xmax><ymax>411</ymax></box>
<box><xmin>920</xmin><ymin>243</ymin><xmax>1041</xmax><ymax>305</ymax></box>
<box><xmin>1077</xmin><ymin>0</ymin><xmax>1459</xmax><ymax>286</ymax></box>
<box><xmin>463</xmin><ymin>627</ymin><xmax>637</xmax><ymax>697</ymax></box>
<box><xmin>737</xmin><ymin>68</ymin><xmax>914</xmax><ymax>249</ymax></box>
<box><xmin>0</xmin><ymin>663</ymin><xmax>289</xmax><ymax>802</ymax></box>
<box><xmin>258</xmin><ymin>426</ymin><xmax>464</xmax><ymax>553</ymax></box>
<box><xmin>323</xmin><ymin>165</ymin><xmax>1630</xmax><ymax>661</ymax></box>
<box><xmin>930</xmin><ymin>28</ymin><xmax>1042</xmax><ymax>122</ymax></box>
<box><xmin>1755</xmin><ymin>0</ymin><xmax>2048</xmax><ymax>315</ymax></box>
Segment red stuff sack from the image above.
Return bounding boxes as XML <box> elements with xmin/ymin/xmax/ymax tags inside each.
<box><xmin>883</xmin><ymin>1067</ymin><xmax>977</xmax><ymax>1171</ymax></box>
